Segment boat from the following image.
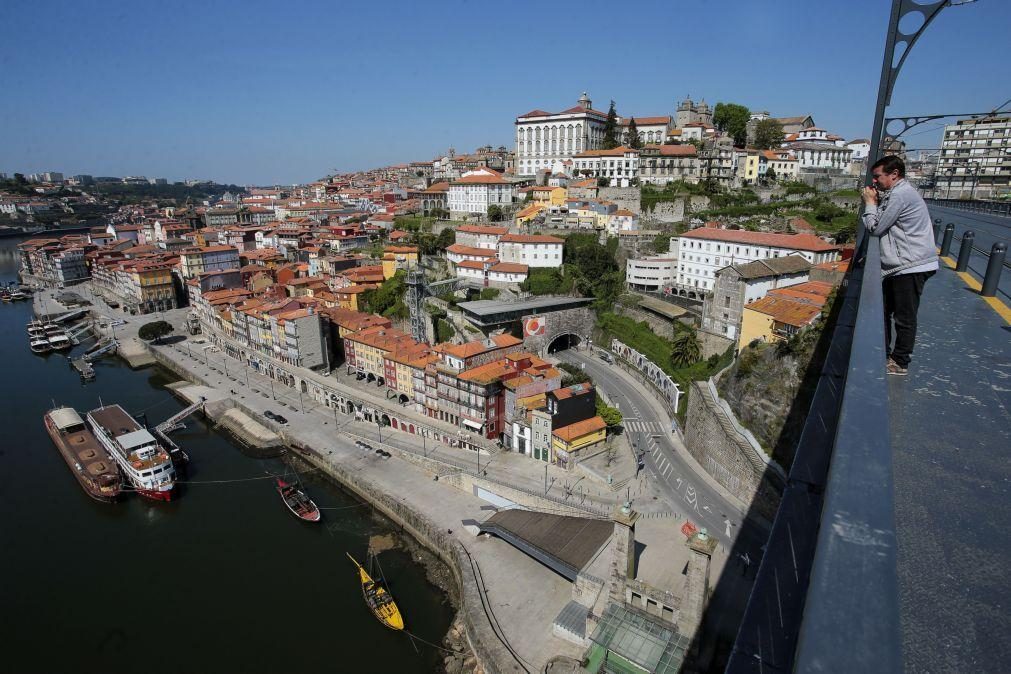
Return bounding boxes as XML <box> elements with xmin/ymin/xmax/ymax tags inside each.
<box><xmin>9</xmin><ymin>290</ymin><xmax>27</xmax><ymax>301</ymax></box>
<box><xmin>30</xmin><ymin>337</ymin><xmax>52</xmax><ymax>354</ymax></box>
<box><xmin>27</xmin><ymin>321</ymin><xmax>46</xmax><ymax>338</ymax></box>
<box><xmin>86</xmin><ymin>404</ymin><xmax>176</xmax><ymax>501</ymax></box>
<box><xmin>347</xmin><ymin>553</ymin><xmax>404</xmax><ymax>631</ymax></box>
<box><xmin>275</xmin><ymin>478</ymin><xmax>321</xmax><ymax>522</ymax></box>
<box><xmin>47</xmin><ymin>331</ymin><xmax>72</xmax><ymax>351</ymax></box>
<box><xmin>44</xmin><ymin>407</ymin><xmax>121</xmax><ymax>503</ymax></box>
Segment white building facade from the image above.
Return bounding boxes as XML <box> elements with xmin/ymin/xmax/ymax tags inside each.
<box><xmin>515</xmin><ymin>93</ymin><xmax>608</xmax><ymax>177</ymax></box>
<box><xmin>626</xmin><ymin>257</ymin><xmax>677</xmax><ymax>292</ymax></box>
<box><xmin>672</xmin><ymin>229</ymin><xmax>841</xmax><ymax>298</ymax></box>
<box><xmin>447</xmin><ymin>168</ymin><xmax>514</xmax><ymax>218</ymax></box>
<box><xmin>496</xmin><ymin>234</ymin><xmax>564</xmax><ymax>268</ymax></box>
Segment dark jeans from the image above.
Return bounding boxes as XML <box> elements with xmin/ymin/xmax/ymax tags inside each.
<box><xmin>883</xmin><ymin>271</ymin><xmax>934</xmax><ymax>368</ymax></box>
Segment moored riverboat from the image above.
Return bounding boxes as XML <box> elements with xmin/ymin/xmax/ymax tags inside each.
<box><xmin>275</xmin><ymin>478</ymin><xmax>321</xmax><ymax>522</ymax></box>
<box><xmin>347</xmin><ymin>553</ymin><xmax>404</xmax><ymax>631</ymax></box>
<box><xmin>87</xmin><ymin>404</ymin><xmax>176</xmax><ymax>501</ymax></box>
<box><xmin>44</xmin><ymin>407</ymin><xmax>121</xmax><ymax>502</ymax></box>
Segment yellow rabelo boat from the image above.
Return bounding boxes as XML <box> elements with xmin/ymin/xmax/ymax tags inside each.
<box><xmin>347</xmin><ymin>553</ymin><xmax>404</xmax><ymax>631</ymax></box>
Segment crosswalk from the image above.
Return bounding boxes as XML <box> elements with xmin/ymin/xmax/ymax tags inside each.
<box><xmin>624</xmin><ymin>420</ymin><xmax>663</xmax><ymax>433</ymax></box>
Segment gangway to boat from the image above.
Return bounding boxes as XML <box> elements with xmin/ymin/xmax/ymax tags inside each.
<box><xmin>154</xmin><ymin>396</ymin><xmax>206</xmax><ymax>434</ymax></box>
<box><xmin>49</xmin><ymin>308</ymin><xmax>89</xmax><ymax>324</ymax></box>
<box><xmin>67</xmin><ymin>321</ymin><xmax>93</xmax><ymax>345</ymax></box>
<box><xmin>84</xmin><ymin>338</ymin><xmax>118</xmax><ymax>361</ymax></box>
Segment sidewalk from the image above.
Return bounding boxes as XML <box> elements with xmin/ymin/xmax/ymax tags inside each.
<box><xmin>888</xmin><ymin>259</ymin><xmax>1010</xmax><ymax>674</ymax></box>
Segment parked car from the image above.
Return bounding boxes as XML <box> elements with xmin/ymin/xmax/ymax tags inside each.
<box><xmin>598</xmin><ymin>351</ymin><xmax>613</xmax><ymax>364</ymax></box>
<box><xmin>264</xmin><ymin>410</ymin><xmax>278</xmax><ymax>421</ymax></box>
<box><xmin>273</xmin><ymin>414</ymin><xmax>289</xmax><ymax>425</ymax></box>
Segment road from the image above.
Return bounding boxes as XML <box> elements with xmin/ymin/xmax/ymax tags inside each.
<box><xmin>556</xmin><ymin>349</ymin><xmax>769</xmax><ymax>556</ymax></box>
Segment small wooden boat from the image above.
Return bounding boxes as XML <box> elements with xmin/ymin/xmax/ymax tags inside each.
<box><xmin>275</xmin><ymin>478</ymin><xmax>321</xmax><ymax>522</ymax></box>
<box><xmin>347</xmin><ymin>553</ymin><xmax>404</xmax><ymax>631</ymax></box>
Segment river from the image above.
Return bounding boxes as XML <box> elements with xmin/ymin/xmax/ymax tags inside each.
<box><xmin>0</xmin><ymin>238</ymin><xmax>454</xmax><ymax>673</ymax></box>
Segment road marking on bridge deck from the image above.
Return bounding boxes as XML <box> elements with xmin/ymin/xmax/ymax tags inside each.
<box><xmin>940</xmin><ymin>253</ymin><xmax>1011</xmax><ymax>325</ymax></box>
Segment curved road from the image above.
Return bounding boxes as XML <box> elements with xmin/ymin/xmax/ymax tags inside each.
<box><xmin>556</xmin><ymin>349</ymin><xmax>768</xmax><ymax>557</ymax></box>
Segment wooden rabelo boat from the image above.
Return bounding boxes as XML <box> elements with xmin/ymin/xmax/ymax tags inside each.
<box><xmin>347</xmin><ymin>553</ymin><xmax>404</xmax><ymax>631</ymax></box>
<box><xmin>275</xmin><ymin>478</ymin><xmax>321</xmax><ymax>522</ymax></box>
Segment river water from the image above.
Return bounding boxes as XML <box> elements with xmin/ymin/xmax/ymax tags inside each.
<box><xmin>0</xmin><ymin>238</ymin><xmax>454</xmax><ymax>673</ymax></box>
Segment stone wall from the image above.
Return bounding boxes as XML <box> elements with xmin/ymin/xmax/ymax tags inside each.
<box><xmin>614</xmin><ymin>303</ymin><xmax>676</xmax><ymax>340</ymax></box>
<box><xmin>524</xmin><ymin>306</ymin><xmax>596</xmax><ymax>356</ymax></box>
<box><xmin>683</xmin><ymin>380</ymin><xmax>783</xmax><ymax>520</ymax></box>
<box><xmin>597</xmin><ymin>186</ymin><xmax>642</xmax><ymax>215</ymax></box>
<box><xmin>697</xmin><ymin>330</ymin><xmax>734</xmax><ymax>360</ymax></box>
<box><xmin>641</xmin><ymin>195</ymin><xmax>711</xmax><ymax>225</ymax></box>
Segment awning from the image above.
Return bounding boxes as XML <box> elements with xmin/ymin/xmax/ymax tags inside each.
<box><xmin>462</xmin><ymin>418</ymin><xmax>483</xmax><ymax>431</ymax></box>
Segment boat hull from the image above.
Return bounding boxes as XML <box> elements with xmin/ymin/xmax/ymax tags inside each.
<box><xmin>137</xmin><ymin>486</ymin><xmax>173</xmax><ymax>502</ymax></box>
<box><xmin>347</xmin><ymin>554</ymin><xmax>404</xmax><ymax>631</ymax></box>
<box><xmin>44</xmin><ymin>412</ymin><xmax>121</xmax><ymax>503</ymax></box>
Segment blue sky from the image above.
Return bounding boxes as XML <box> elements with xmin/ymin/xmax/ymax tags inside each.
<box><xmin>1</xmin><ymin>0</ymin><xmax>1007</xmax><ymax>185</ymax></box>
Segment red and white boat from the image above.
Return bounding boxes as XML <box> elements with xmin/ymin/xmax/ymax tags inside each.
<box><xmin>87</xmin><ymin>404</ymin><xmax>176</xmax><ymax>501</ymax></box>
<box><xmin>276</xmin><ymin>478</ymin><xmax>321</xmax><ymax>522</ymax></box>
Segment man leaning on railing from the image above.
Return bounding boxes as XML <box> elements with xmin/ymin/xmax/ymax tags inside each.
<box><xmin>861</xmin><ymin>155</ymin><xmax>939</xmax><ymax>376</ymax></box>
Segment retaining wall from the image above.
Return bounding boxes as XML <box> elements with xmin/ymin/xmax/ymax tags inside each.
<box><xmin>683</xmin><ymin>380</ymin><xmax>783</xmax><ymax>520</ymax></box>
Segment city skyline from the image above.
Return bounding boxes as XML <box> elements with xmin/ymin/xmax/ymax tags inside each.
<box><xmin>1</xmin><ymin>0</ymin><xmax>1009</xmax><ymax>185</ymax></box>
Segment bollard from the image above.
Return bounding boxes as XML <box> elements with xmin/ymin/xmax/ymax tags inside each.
<box><xmin>933</xmin><ymin>220</ymin><xmax>942</xmax><ymax>244</ymax></box>
<box><xmin>939</xmin><ymin>223</ymin><xmax>955</xmax><ymax>257</ymax></box>
<box><xmin>980</xmin><ymin>243</ymin><xmax>1006</xmax><ymax>298</ymax></box>
<box><xmin>955</xmin><ymin>230</ymin><xmax>975</xmax><ymax>272</ymax></box>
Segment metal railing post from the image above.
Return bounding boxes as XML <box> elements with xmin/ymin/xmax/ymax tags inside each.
<box><xmin>980</xmin><ymin>243</ymin><xmax>1006</xmax><ymax>298</ymax></box>
<box><xmin>939</xmin><ymin>224</ymin><xmax>955</xmax><ymax>257</ymax></box>
<box><xmin>955</xmin><ymin>231</ymin><xmax>975</xmax><ymax>272</ymax></box>
<box><xmin>932</xmin><ymin>218</ymin><xmax>942</xmax><ymax>244</ymax></box>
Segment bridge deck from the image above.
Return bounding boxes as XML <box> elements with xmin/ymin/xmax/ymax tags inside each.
<box><xmin>888</xmin><ymin>231</ymin><xmax>1010</xmax><ymax>673</ymax></box>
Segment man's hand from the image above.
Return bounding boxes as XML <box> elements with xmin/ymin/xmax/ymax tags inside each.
<box><xmin>861</xmin><ymin>186</ymin><xmax>878</xmax><ymax>206</ymax></box>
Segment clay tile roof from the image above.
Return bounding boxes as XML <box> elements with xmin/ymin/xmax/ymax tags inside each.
<box><xmin>452</xmin><ymin>171</ymin><xmax>507</xmax><ymax>185</ymax></box>
<box><xmin>619</xmin><ymin>116</ymin><xmax>671</xmax><ymax>126</ymax></box>
<box><xmin>745</xmin><ymin>296</ymin><xmax>822</xmax><ymax>327</ymax></box>
<box><xmin>518</xmin><ymin>109</ymin><xmax>552</xmax><ymax>118</ymax></box>
<box><xmin>680</xmin><ymin>229</ymin><xmax>840</xmax><ymax>252</ymax></box>
<box><xmin>456</xmin><ymin>259</ymin><xmax>491</xmax><ymax>270</ymax></box>
<box><xmin>498</xmin><ymin>234</ymin><xmax>563</xmax><ymax>244</ymax></box>
<box><xmin>552</xmin><ymin>382</ymin><xmax>592</xmax><ymax>400</ymax></box>
<box><xmin>552</xmin><ymin>416</ymin><xmax>607</xmax><ymax>442</ymax></box>
<box><xmin>457</xmin><ymin>225</ymin><xmax>509</xmax><ymax>235</ymax></box>
<box><xmin>813</xmin><ymin>259</ymin><xmax>851</xmax><ymax>273</ymax></box>
<box><xmin>489</xmin><ymin>261</ymin><xmax>528</xmax><ymax>274</ymax></box>
<box><xmin>422</xmin><ymin>181</ymin><xmax>450</xmax><ymax>194</ymax></box>
<box><xmin>492</xmin><ymin>334</ymin><xmax>523</xmax><ymax>347</ymax></box>
<box><xmin>446</xmin><ymin>244</ymin><xmax>498</xmax><ymax>257</ymax></box>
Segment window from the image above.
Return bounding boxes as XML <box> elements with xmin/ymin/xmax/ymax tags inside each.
<box><xmin>724</xmin><ymin>295</ymin><xmax>731</xmax><ymax>307</ymax></box>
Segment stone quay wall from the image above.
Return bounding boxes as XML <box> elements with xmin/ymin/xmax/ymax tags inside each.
<box><xmin>683</xmin><ymin>380</ymin><xmax>782</xmax><ymax>520</ymax></box>
<box><xmin>148</xmin><ymin>346</ymin><xmax>517</xmax><ymax>674</ymax></box>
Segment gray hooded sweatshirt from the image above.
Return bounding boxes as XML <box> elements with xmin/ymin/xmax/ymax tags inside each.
<box><xmin>861</xmin><ymin>178</ymin><xmax>939</xmax><ymax>277</ymax></box>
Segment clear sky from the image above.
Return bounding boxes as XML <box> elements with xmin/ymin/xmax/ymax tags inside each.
<box><xmin>1</xmin><ymin>0</ymin><xmax>1007</xmax><ymax>185</ymax></box>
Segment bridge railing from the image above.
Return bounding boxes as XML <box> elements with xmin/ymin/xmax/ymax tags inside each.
<box><xmin>924</xmin><ymin>197</ymin><xmax>1011</xmax><ymax>217</ymax></box>
<box><xmin>726</xmin><ymin>230</ymin><xmax>902</xmax><ymax>673</ymax></box>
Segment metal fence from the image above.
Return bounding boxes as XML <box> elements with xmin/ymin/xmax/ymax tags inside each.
<box><xmin>925</xmin><ymin>197</ymin><xmax>1011</xmax><ymax>218</ymax></box>
<box><xmin>725</xmin><ymin>231</ymin><xmax>902</xmax><ymax>673</ymax></box>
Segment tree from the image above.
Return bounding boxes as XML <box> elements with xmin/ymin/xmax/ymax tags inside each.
<box><xmin>712</xmin><ymin>103</ymin><xmax>750</xmax><ymax>147</ymax></box>
<box><xmin>139</xmin><ymin>320</ymin><xmax>173</xmax><ymax>343</ymax></box>
<box><xmin>596</xmin><ymin>395</ymin><xmax>623</xmax><ymax>427</ymax></box>
<box><xmin>602</xmin><ymin>100</ymin><xmax>619</xmax><ymax>149</ymax></box>
<box><xmin>653</xmin><ymin>233</ymin><xmax>671</xmax><ymax>253</ymax></box>
<box><xmin>764</xmin><ymin>167</ymin><xmax>777</xmax><ymax>183</ymax></box>
<box><xmin>753</xmin><ymin>119</ymin><xmax>785</xmax><ymax>150</ymax></box>
<box><xmin>670</xmin><ymin>330</ymin><xmax>702</xmax><ymax>368</ymax></box>
<box><xmin>626</xmin><ymin>118</ymin><xmax>641</xmax><ymax>149</ymax></box>
<box><xmin>436</xmin><ymin>227</ymin><xmax>456</xmax><ymax>250</ymax></box>
<box><xmin>596</xmin><ymin>177</ymin><xmax>610</xmax><ymax>188</ymax></box>
<box><xmin>487</xmin><ymin>204</ymin><xmax>504</xmax><ymax>221</ymax></box>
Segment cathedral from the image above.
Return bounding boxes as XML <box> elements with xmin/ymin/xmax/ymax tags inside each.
<box><xmin>675</xmin><ymin>96</ymin><xmax>713</xmax><ymax>128</ymax></box>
